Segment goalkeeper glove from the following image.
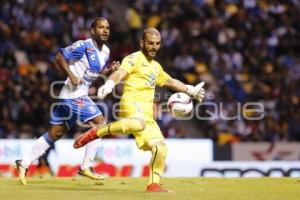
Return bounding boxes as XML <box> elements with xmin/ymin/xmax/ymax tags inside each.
<box><xmin>97</xmin><ymin>80</ymin><xmax>115</xmax><ymax>99</ymax></box>
<box><xmin>186</xmin><ymin>82</ymin><xmax>205</xmax><ymax>102</ymax></box>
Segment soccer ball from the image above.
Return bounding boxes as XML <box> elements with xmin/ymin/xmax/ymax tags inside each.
<box><xmin>167</xmin><ymin>92</ymin><xmax>193</xmax><ymax>117</ymax></box>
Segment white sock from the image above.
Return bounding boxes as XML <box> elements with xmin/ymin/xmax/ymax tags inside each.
<box><xmin>80</xmin><ymin>138</ymin><xmax>101</xmax><ymax>170</ymax></box>
<box><xmin>21</xmin><ymin>133</ymin><xmax>53</xmax><ymax>168</ymax></box>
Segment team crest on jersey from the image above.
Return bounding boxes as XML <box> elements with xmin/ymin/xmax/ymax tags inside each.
<box><xmin>145</xmin><ymin>73</ymin><xmax>156</xmax><ymax>88</ymax></box>
<box><xmin>90</xmin><ymin>54</ymin><xmax>96</xmax><ymax>61</ymax></box>
<box><xmin>128</xmin><ymin>60</ymin><xmax>134</xmax><ymax>67</ymax></box>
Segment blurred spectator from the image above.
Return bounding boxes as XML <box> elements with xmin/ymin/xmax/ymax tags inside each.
<box><xmin>0</xmin><ymin>0</ymin><xmax>299</xmax><ymax>142</ymax></box>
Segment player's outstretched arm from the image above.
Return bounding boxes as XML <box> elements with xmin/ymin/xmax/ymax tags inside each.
<box><xmin>163</xmin><ymin>78</ymin><xmax>205</xmax><ymax>102</ymax></box>
<box><xmin>55</xmin><ymin>52</ymin><xmax>83</xmax><ymax>85</ymax></box>
<box><xmin>97</xmin><ymin>68</ymin><xmax>128</xmax><ymax>99</ymax></box>
<box><xmin>163</xmin><ymin>78</ymin><xmax>188</xmax><ymax>92</ymax></box>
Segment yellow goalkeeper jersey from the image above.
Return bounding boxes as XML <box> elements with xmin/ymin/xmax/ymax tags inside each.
<box><xmin>119</xmin><ymin>51</ymin><xmax>170</xmax><ymax>102</ymax></box>
<box><xmin>118</xmin><ymin>51</ymin><xmax>171</xmax><ymax>122</ymax></box>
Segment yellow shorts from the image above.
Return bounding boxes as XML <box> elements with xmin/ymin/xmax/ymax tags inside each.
<box><xmin>134</xmin><ymin>122</ymin><xmax>164</xmax><ymax>150</ymax></box>
<box><xmin>119</xmin><ymin>100</ymin><xmax>164</xmax><ymax>150</ymax></box>
<box><xmin>119</xmin><ymin>100</ymin><xmax>154</xmax><ymax>123</ymax></box>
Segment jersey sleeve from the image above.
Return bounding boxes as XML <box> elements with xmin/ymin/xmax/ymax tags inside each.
<box><xmin>119</xmin><ymin>55</ymin><xmax>136</xmax><ymax>74</ymax></box>
<box><xmin>156</xmin><ymin>63</ymin><xmax>171</xmax><ymax>87</ymax></box>
<box><xmin>60</xmin><ymin>40</ymin><xmax>86</xmax><ymax>61</ymax></box>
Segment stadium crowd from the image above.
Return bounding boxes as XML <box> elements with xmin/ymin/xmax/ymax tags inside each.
<box><xmin>0</xmin><ymin>0</ymin><xmax>300</xmax><ymax>143</ymax></box>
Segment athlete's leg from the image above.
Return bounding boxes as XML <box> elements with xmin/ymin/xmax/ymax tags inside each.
<box><xmin>16</xmin><ymin>124</ymin><xmax>67</xmax><ymax>185</ymax></box>
<box><xmin>133</xmin><ymin>122</ymin><xmax>173</xmax><ymax>192</ymax></box>
<box><xmin>148</xmin><ymin>141</ymin><xmax>167</xmax><ymax>186</ymax></box>
<box><xmin>77</xmin><ymin>115</ymin><xmax>106</xmax><ymax>180</ymax></box>
<box><xmin>145</xmin><ymin>140</ymin><xmax>173</xmax><ymax>193</ymax></box>
<box><xmin>97</xmin><ymin>117</ymin><xmax>145</xmax><ymax>136</ymax></box>
<box><xmin>74</xmin><ymin>99</ymin><xmax>146</xmax><ymax>148</ymax></box>
<box><xmin>21</xmin><ymin>124</ymin><xmax>67</xmax><ymax>168</ymax></box>
<box><xmin>74</xmin><ymin>118</ymin><xmax>145</xmax><ymax>148</ymax></box>
<box><xmin>80</xmin><ymin>115</ymin><xmax>105</xmax><ymax>170</ymax></box>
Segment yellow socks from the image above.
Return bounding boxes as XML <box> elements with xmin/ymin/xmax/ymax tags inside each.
<box><xmin>148</xmin><ymin>144</ymin><xmax>167</xmax><ymax>185</ymax></box>
<box><xmin>96</xmin><ymin>118</ymin><xmax>144</xmax><ymax>137</ymax></box>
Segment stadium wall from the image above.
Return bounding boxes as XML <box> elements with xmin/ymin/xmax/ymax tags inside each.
<box><xmin>1</xmin><ymin>139</ymin><xmax>300</xmax><ymax>178</ymax></box>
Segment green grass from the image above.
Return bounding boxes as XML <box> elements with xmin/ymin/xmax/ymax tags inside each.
<box><xmin>1</xmin><ymin>177</ymin><xmax>300</xmax><ymax>200</ymax></box>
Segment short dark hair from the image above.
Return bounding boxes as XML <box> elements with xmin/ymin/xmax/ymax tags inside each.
<box><xmin>91</xmin><ymin>17</ymin><xmax>107</xmax><ymax>28</ymax></box>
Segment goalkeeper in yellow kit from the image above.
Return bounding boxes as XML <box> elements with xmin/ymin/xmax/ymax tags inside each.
<box><xmin>74</xmin><ymin>28</ymin><xmax>205</xmax><ymax>192</ymax></box>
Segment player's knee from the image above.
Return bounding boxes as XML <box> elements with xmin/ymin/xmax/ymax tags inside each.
<box><xmin>49</xmin><ymin>132</ymin><xmax>63</xmax><ymax>141</ymax></box>
<box><xmin>152</xmin><ymin>143</ymin><xmax>168</xmax><ymax>160</ymax></box>
<box><xmin>49</xmin><ymin>125</ymin><xmax>67</xmax><ymax>141</ymax></box>
<box><xmin>88</xmin><ymin>115</ymin><xmax>106</xmax><ymax>128</ymax></box>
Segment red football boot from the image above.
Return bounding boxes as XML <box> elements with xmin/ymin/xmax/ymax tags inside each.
<box><xmin>73</xmin><ymin>127</ymin><xmax>98</xmax><ymax>149</ymax></box>
<box><xmin>146</xmin><ymin>183</ymin><xmax>174</xmax><ymax>193</ymax></box>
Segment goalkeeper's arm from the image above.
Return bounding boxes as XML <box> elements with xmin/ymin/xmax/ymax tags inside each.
<box><xmin>163</xmin><ymin>78</ymin><xmax>188</xmax><ymax>92</ymax></box>
<box><xmin>97</xmin><ymin>68</ymin><xmax>128</xmax><ymax>99</ymax></box>
<box><xmin>163</xmin><ymin>78</ymin><xmax>205</xmax><ymax>102</ymax></box>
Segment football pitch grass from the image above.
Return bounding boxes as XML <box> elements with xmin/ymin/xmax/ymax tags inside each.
<box><xmin>1</xmin><ymin>177</ymin><xmax>300</xmax><ymax>200</ymax></box>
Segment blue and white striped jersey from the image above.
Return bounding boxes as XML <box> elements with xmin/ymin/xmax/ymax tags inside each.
<box><xmin>58</xmin><ymin>38</ymin><xmax>110</xmax><ymax>99</ymax></box>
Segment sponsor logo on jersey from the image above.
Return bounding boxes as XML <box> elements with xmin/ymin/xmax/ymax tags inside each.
<box><xmin>74</xmin><ymin>98</ymin><xmax>85</xmax><ymax>107</ymax></box>
<box><xmin>86</xmin><ymin>48</ymin><xmax>95</xmax><ymax>53</ymax></box>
